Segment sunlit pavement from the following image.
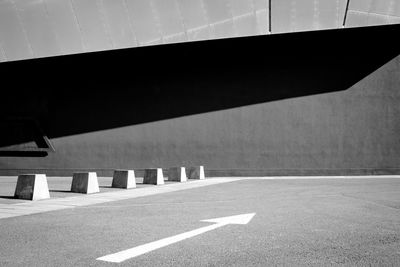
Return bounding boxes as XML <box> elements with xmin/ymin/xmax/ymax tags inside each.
<box><xmin>1</xmin><ymin>177</ymin><xmax>400</xmax><ymax>266</ymax></box>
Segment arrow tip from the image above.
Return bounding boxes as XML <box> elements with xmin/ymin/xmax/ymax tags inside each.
<box><xmin>201</xmin><ymin>213</ymin><xmax>256</xmax><ymax>225</ymax></box>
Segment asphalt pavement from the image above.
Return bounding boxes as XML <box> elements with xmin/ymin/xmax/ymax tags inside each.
<box><xmin>0</xmin><ymin>178</ymin><xmax>400</xmax><ymax>266</ymax></box>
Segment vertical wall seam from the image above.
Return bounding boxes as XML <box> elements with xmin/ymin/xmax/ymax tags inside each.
<box><xmin>290</xmin><ymin>0</ymin><xmax>296</xmax><ymax>32</ymax></box>
<box><xmin>175</xmin><ymin>0</ymin><xmax>189</xmax><ymax>42</ymax></box>
<box><xmin>149</xmin><ymin>0</ymin><xmax>164</xmax><ymax>44</ymax></box>
<box><xmin>225</xmin><ymin>0</ymin><xmax>237</xmax><ymax>37</ymax></box>
<box><xmin>269</xmin><ymin>0</ymin><xmax>272</xmax><ymax>33</ymax></box>
<box><xmin>343</xmin><ymin>0</ymin><xmax>351</xmax><ymax>27</ymax></box>
<box><xmin>200</xmin><ymin>0</ymin><xmax>214</xmax><ymax>38</ymax></box>
<box><xmin>97</xmin><ymin>0</ymin><xmax>114</xmax><ymax>49</ymax></box>
<box><xmin>11</xmin><ymin>0</ymin><xmax>35</xmax><ymax>59</ymax></box>
<box><xmin>42</xmin><ymin>0</ymin><xmax>63</xmax><ymax>55</ymax></box>
<box><xmin>69</xmin><ymin>0</ymin><xmax>86</xmax><ymax>52</ymax></box>
<box><xmin>122</xmin><ymin>0</ymin><xmax>139</xmax><ymax>46</ymax></box>
<box><xmin>313</xmin><ymin>0</ymin><xmax>319</xmax><ymax>30</ymax></box>
<box><xmin>0</xmin><ymin>41</ymin><xmax>8</xmax><ymax>61</ymax></box>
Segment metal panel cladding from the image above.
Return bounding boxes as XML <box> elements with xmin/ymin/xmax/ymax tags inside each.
<box><xmin>0</xmin><ymin>0</ymin><xmax>398</xmax><ymax>62</ymax></box>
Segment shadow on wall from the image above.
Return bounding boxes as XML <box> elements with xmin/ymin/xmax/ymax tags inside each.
<box><xmin>0</xmin><ymin>24</ymin><xmax>399</xmax><ymax>156</ymax></box>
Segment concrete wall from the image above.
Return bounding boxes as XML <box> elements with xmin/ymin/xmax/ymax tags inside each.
<box><xmin>1</xmin><ymin>25</ymin><xmax>399</xmax><ymax>176</ymax></box>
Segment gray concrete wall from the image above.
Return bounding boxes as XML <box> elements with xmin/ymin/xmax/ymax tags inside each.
<box><xmin>1</xmin><ymin>25</ymin><xmax>399</xmax><ymax>176</ymax></box>
<box><xmin>1</xmin><ymin>55</ymin><xmax>399</xmax><ymax>176</ymax></box>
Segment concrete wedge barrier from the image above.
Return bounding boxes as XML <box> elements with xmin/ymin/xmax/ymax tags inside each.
<box><xmin>187</xmin><ymin>166</ymin><xmax>205</xmax><ymax>180</ymax></box>
<box><xmin>71</xmin><ymin>172</ymin><xmax>100</xmax><ymax>194</ymax></box>
<box><xmin>143</xmin><ymin>168</ymin><xmax>164</xmax><ymax>185</ymax></box>
<box><xmin>168</xmin><ymin>167</ymin><xmax>187</xmax><ymax>182</ymax></box>
<box><xmin>112</xmin><ymin>170</ymin><xmax>136</xmax><ymax>189</ymax></box>
<box><xmin>14</xmin><ymin>174</ymin><xmax>50</xmax><ymax>201</ymax></box>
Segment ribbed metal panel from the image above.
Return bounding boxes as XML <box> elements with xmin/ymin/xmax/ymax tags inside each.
<box><xmin>346</xmin><ymin>0</ymin><xmax>400</xmax><ymax>27</ymax></box>
<box><xmin>0</xmin><ymin>0</ymin><xmax>33</xmax><ymax>61</ymax></box>
<box><xmin>0</xmin><ymin>0</ymin><xmax>398</xmax><ymax>62</ymax></box>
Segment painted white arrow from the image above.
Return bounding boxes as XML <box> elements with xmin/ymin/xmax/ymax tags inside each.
<box><xmin>97</xmin><ymin>213</ymin><xmax>256</xmax><ymax>263</ymax></box>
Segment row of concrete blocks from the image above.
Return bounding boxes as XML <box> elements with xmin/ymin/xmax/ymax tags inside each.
<box><xmin>14</xmin><ymin>166</ymin><xmax>205</xmax><ymax>201</ymax></box>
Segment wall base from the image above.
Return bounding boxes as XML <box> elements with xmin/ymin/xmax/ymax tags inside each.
<box><xmin>1</xmin><ymin>168</ymin><xmax>400</xmax><ymax>177</ymax></box>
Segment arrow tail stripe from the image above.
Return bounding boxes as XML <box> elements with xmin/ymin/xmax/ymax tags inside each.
<box><xmin>97</xmin><ymin>223</ymin><xmax>226</xmax><ymax>263</ymax></box>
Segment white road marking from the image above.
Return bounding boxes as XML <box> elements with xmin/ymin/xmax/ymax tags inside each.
<box><xmin>97</xmin><ymin>213</ymin><xmax>256</xmax><ymax>263</ymax></box>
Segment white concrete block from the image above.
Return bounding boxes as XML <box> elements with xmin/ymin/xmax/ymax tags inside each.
<box><xmin>187</xmin><ymin>166</ymin><xmax>205</xmax><ymax>180</ymax></box>
<box><xmin>71</xmin><ymin>172</ymin><xmax>99</xmax><ymax>194</ymax></box>
<box><xmin>168</xmin><ymin>167</ymin><xmax>187</xmax><ymax>182</ymax></box>
<box><xmin>143</xmin><ymin>168</ymin><xmax>164</xmax><ymax>185</ymax></box>
<box><xmin>112</xmin><ymin>170</ymin><xmax>136</xmax><ymax>189</ymax></box>
<box><xmin>14</xmin><ymin>174</ymin><xmax>50</xmax><ymax>201</ymax></box>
